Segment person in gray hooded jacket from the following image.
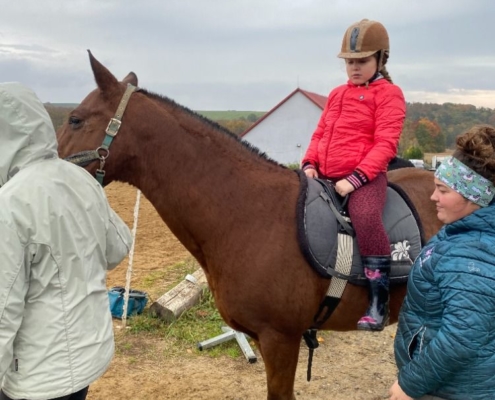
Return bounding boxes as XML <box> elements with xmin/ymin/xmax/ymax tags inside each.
<box><xmin>0</xmin><ymin>82</ymin><xmax>132</xmax><ymax>400</ymax></box>
<box><xmin>389</xmin><ymin>124</ymin><xmax>495</xmax><ymax>400</ymax></box>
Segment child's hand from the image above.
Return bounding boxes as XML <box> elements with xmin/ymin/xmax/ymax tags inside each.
<box><xmin>335</xmin><ymin>179</ymin><xmax>354</xmax><ymax>196</ymax></box>
<box><xmin>304</xmin><ymin>168</ymin><xmax>318</xmax><ymax>179</ymax></box>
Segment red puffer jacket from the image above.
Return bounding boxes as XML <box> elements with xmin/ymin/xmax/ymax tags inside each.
<box><xmin>302</xmin><ymin>78</ymin><xmax>406</xmax><ymax>180</ymax></box>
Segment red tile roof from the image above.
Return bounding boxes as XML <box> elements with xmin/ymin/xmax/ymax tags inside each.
<box><xmin>300</xmin><ymin>89</ymin><xmax>328</xmax><ymax>109</ymax></box>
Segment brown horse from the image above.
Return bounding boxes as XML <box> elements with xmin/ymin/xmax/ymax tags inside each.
<box><xmin>57</xmin><ymin>53</ymin><xmax>443</xmax><ymax>400</ymax></box>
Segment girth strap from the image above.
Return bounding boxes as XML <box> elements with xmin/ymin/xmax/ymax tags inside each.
<box><xmin>303</xmin><ymin>230</ymin><xmax>354</xmax><ymax>381</ymax></box>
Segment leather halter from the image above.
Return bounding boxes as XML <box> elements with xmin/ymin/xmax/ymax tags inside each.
<box><xmin>64</xmin><ymin>83</ymin><xmax>137</xmax><ymax>185</ymax></box>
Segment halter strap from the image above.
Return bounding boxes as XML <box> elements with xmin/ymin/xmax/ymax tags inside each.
<box><xmin>64</xmin><ymin>150</ymin><xmax>100</xmax><ymax>167</ymax></box>
<box><xmin>95</xmin><ymin>83</ymin><xmax>138</xmax><ymax>185</ymax></box>
<box><xmin>65</xmin><ymin>83</ymin><xmax>138</xmax><ymax>185</ymax></box>
<box><xmin>101</xmin><ymin>83</ymin><xmax>137</xmax><ymax>150</ymax></box>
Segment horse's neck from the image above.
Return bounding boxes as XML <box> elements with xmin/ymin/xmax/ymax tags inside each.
<box><xmin>125</xmin><ymin>97</ymin><xmax>296</xmax><ymax>265</ymax></box>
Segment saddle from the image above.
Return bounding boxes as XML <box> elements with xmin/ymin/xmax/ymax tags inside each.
<box><xmin>296</xmin><ymin>170</ymin><xmax>425</xmax><ymax>286</ymax></box>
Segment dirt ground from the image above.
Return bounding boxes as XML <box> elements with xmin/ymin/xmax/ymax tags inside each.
<box><xmin>90</xmin><ymin>182</ymin><xmax>399</xmax><ymax>400</ymax></box>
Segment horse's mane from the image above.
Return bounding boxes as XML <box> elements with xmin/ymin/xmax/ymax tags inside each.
<box><xmin>140</xmin><ymin>88</ymin><xmax>287</xmax><ymax>169</ymax></box>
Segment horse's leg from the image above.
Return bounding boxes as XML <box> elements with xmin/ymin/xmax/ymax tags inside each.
<box><xmin>257</xmin><ymin>330</ymin><xmax>301</xmax><ymax>400</ymax></box>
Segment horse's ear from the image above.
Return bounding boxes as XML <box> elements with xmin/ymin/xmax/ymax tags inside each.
<box><xmin>87</xmin><ymin>50</ymin><xmax>119</xmax><ymax>93</ymax></box>
<box><xmin>122</xmin><ymin>72</ymin><xmax>138</xmax><ymax>87</ymax></box>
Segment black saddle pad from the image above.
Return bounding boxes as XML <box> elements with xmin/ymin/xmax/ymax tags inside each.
<box><xmin>296</xmin><ymin>170</ymin><xmax>425</xmax><ymax>285</ymax></box>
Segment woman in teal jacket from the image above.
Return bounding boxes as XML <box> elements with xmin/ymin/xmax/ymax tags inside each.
<box><xmin>390</xmin><ymin>124</ymin><xmax>495</xmax><ymax>400</ymax></box>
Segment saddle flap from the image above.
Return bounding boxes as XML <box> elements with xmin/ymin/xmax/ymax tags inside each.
<box><xmin>300</xmin><ymin>177</ymin><xmax>339</xmax><ymax>271</ymax></box>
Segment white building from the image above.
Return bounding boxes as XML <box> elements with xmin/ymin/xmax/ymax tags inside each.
<box><xmin>241</xmin><ymin>88</ymin><xmax>327</xmax><ymax>165</ymax></box>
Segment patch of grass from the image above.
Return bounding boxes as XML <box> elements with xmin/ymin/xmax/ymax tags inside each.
<box><xmin>125</xmin><ymin>313</ymin><xmax>167</xmax><ymax>333</ymax></box>
<box><xmin>114</xmin><ymin>341</ymin><xmax>133</xmax><ymax>356</ymax></box>
<box><xmin>141</xmin><ymin>261</ymin><xmax>195</xmax><ymax>291</ymax></box>
<box><xmin>122</xmin><ymin>342</ymin><xmax>133</xmax><ymax>350</ymax></box>
<box><xmin>141</xmin><ymin>270</ymin><xmax>170</xmax><ymax>289</ymax></box>
<box><xmin>127</xmin><ymin>356</ymin><xmax>138</xmax><ymax>364</ymax></box>
<box><xmin>166</xmin><ymin>289</ymin><xmax>224</xmax><ymax>337</ymax></box>
<box><xmin>123</xmin><ymin>288</ymin><xmax>245</xmax><ymax>359</ymax></box>
<box><xmin>140</xmin><ymin>260</ymin><xmax>199</xmax><ymax>303</ymax></box>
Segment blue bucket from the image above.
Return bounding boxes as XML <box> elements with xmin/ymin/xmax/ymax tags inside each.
<box><xmin>108</xmin><ymin>286</ymin><xmax>148</xmax><ymax>319</ymax></box>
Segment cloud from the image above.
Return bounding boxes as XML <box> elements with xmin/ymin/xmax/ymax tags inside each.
<box><xmin>0</xmin><ymin>0</ymin><xmax>493</xmax><ymax>109</ymax></box>
<box><xmin>407</xmin><ymin>89</ymin><xmax>495</xmax><ymax>108</ymax></box>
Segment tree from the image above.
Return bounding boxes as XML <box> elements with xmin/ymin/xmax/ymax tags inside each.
<box><xmin>413</xmin><ymin>118</ymin><xmax>446</xmax><ymax>152</ymax></box>
<box><xmin>402</xmin><ymin>146</ymin><xmax>423</xmax><ymax>160</ymax></box>
<box><xmin>246</xmin><ymin>113</ymin><xmax>259</xmax><ymax>123</ymax></box>
<box><xmin>217</xmin><ymin>119</ymin><xmax>252</xmax><ymax>136</ymax></box>
<box><xmin>398</xmin><ymin>119</ymin><xmax>417</xmax><ymax>155</ymax></box>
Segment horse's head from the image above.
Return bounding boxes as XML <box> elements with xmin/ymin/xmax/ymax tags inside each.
<box><xmin>57</xmin><ymin>51</ymin><xmax>139</xmax><ymax>185</ymax></box>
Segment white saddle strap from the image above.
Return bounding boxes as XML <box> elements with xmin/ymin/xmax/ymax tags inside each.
<box><xmin>327</xmin><ymin>230</ymin><xmax>353</xmax><ymax>298</ymax></box>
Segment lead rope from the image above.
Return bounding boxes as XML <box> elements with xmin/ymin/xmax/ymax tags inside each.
<box><xmin>121</xmin><ymin>188</ymin><xmax>142</xmax><ymax>328</ymax></box>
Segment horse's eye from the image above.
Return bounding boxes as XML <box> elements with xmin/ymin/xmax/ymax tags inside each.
<box><xmin>69</xmin><ymin>116</ymin><xmax>83</xmax><ymax>127</ymax></box>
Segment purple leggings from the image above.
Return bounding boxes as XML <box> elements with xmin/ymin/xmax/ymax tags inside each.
<box><xmin>347</xmin><ymin>172</ymin><xmax>389</xmax><ymax>256</ymax></box>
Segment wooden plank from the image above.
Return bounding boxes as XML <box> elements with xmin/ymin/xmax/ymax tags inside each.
<box><xmin>150</xmin><ymin>269</ymin><xmax>208</xmax><ymax>322</ymax></box>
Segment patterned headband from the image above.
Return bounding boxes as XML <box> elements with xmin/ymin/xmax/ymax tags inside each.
<box><xmin>434</xmin><ymin>156</ymin><xmax>494</xmax><ymax>207</ymax></box>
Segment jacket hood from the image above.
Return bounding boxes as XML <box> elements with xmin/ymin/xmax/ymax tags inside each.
<box><xmin>0</xmin><ymin>82</ymin><xmax>58</xmax><ymax>186</ymax></box>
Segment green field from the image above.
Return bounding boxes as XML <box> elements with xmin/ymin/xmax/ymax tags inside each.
<box><xmin>196</xmin><ymin>110</ymin><xmax>266</xmax><ymax>120</ymax></box>
<box><xmin>49</xmin><ymin>105</ymin><xmax>266</xmax><ymax>122</ymax></box>
<box><xmin>48</xmin><ymin>103</ymin><xmax>79</xmax><ymax>109</ymax></box>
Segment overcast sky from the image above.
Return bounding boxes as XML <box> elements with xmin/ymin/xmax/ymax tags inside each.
<box><xmin>0</xmin><ymin>0</ymin><xmax>493</xmax><ymax>111</ymax></box>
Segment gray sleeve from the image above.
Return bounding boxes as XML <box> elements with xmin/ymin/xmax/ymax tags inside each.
<box><xmin>0</xmin><ymin>223</ymin><xmax>27</xmax><ymax>382</ymax></box>
<box><xmin>105</xmin><ymin>207</ymin><xmax>132</xmax><ymax>270</ymax></box>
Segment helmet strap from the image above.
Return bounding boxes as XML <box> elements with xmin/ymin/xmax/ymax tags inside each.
<box><xmin>365</xmin><ymin>51</ymin><xmax>384</xmax><ymax>89</ymax></box>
